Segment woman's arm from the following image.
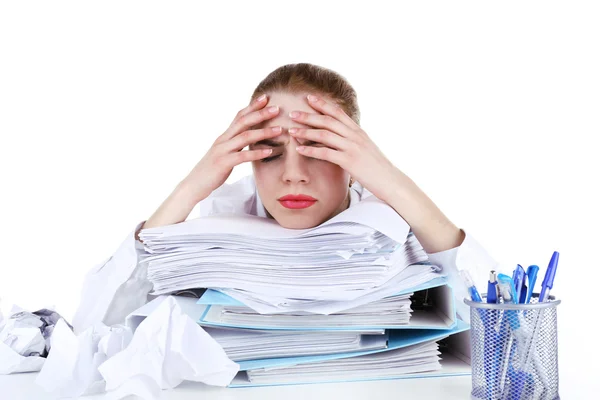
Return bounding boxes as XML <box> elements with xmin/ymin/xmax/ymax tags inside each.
<box><xmin>73</xmin><ymin>175</ymin><xmax>263</xmax><ymax>332</ymax></box>
<box><xmin>283</xmin><ymin>95</ymin><xmax>465</xmax><ymax>254</ymax></box>
<box><xmin>135</xmin><ymin>182</ymin><xmax>205</xmax><ymax>241</ymax></box>
<box><xmin>382</xmin><ymin>168</ymin><xmax>466</xmax><ymax>254</ymax></box>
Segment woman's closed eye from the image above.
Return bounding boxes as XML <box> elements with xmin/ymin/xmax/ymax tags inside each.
<box><xmin>299</xmin><ymin>140</ymin><xmax>329</xmax><ymax>149</ymax></box>
<box><xmin>260</xmin><ymin>141</ymin><xmax>326</xmax><ymax>163</ymax></box>
<box><xmin>261</xmin><ymin>153</ymin><xmax>282</xmax><ymax>163</ymax></box>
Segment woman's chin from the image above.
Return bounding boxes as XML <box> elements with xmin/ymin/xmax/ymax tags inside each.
<box><xmin>272</xmin><ymin>214</ymin><xmax>323</xmax><ymax>230</ymax></box>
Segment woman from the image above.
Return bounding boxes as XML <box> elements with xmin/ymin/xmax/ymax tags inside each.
<box><xmin>72</xmin><ymin>63</ymin><xmax>497</xmax><ymax>333</ymax></box>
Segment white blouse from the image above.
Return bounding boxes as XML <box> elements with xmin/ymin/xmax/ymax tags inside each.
<box><xmin>72</xmin><ymin>175</ymin><xmax>498</xmax><ymax>333</ymax></box>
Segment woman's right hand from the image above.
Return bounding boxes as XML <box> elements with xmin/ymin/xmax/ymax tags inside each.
<box><xmin>140</xmin><ymin>94</ymin><xmax>282</xmax><ymax>234</ymax></box>
<box><xmin>180</xmin><ymin>94</ymin><xmax>283</xmax><ymax>203</ymax></box>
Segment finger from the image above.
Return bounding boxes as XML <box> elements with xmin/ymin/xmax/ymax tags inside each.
<box><xmin>224</xmin><ymin>126</ymin><xmax>283</xmax><ymax>152</ymax></box>
<box><xmin>289</xmin><ymin>109</ymin><xmax>354</xmax><ymax>140</ymax></box>
<box><xmin>237</xmin><ymin>93</ymin><xmax>269</xmax><ymax>121</ymax></box>
<box><xmin>295</xmin><ymin>145</ymin><xmax>346</xmax><ymax>167</ymax></box>
<box><xmin>214</xmin><ymin>94</ymin><xmax>269</xmax><ymax>144</ymax></box>
<box><xmin>305</xmin><ymin>94</ymin><xmax>359</xmax><ymax>129</ymax></box>
<box><xmin>223</xmin><ymin>148</ymin><xmax>274</xmax><ymax>167</ymax></box>
<box><xmin>220</xmin><ymin>105</ymin><xmax>280</xmax><ymax>142</ymax></box>
<box><xmin>288</xmin><ymin>128</ymin><xmax>349</xmax><ymax>151</ymax></box>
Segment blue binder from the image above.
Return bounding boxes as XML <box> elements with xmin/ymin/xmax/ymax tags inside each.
<box><xmin>229</xmin><ymin>320</ymin><xmax>471</xmax><ymax>387</ymax></box>
<box><xmin>197</xmin><ymin>276</ymin><xmax>458</xmax><ymax>331</ymax></box>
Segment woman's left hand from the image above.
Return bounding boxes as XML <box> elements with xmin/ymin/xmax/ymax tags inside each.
<box><xmin>290</xmin><ymin>94</ymin><xmax>464</xmax><ymax>253</ymax></box>
<box><xmin>288</xmin><ymin>94</ymin><xmax>400</xmax><ymax>203</ymax></box>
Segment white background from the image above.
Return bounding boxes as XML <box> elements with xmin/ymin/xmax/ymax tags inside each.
<box><xmin>1</xmin><ymin>1</ymin><xmax>598</xmax><ymax>398</ymax></box>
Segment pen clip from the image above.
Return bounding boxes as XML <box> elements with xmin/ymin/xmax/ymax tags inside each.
<box><xmin>498</xmin><ymin>274</ymin><xmax>518</xmax><ymax>305</ymax></box>
<box><xmin>512</xmin><ymin>265</ymin><xmax>526</xmax><ymax>304</ymax></box>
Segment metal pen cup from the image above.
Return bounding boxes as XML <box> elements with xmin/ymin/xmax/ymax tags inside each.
<box><xmin>464</xmin><ymin>294</ymin><xmax>561</xmax><ymax>400</ymax></box>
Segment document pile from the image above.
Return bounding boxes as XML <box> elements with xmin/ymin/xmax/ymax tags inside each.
<box><xmin>137</xmin><ymin>196</ymin><xmax>472</xmax><ymax>387</ymax></box>
<box><xmin>201</xmin><ymin>327</ymin><xmax>389</xmax><ymax>361</ymax></box>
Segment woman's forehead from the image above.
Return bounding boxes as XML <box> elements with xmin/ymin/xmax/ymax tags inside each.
<box><xmin>258</xmin><ymin>107</ymin><xmax>319</xmax><ymax>130</ymax></box>
<box><xmin>254</xmin><ymin>116</ymin><xmax>312</xmax><ymax>131</ymax></box>
<box><xmin>251</xmin><ymin>91</ymin><xmax>324</xmax><ymax>130</ymax></box>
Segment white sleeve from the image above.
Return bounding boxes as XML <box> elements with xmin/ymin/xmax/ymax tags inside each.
<box><xmin>191</xmin><ymin>175</ymin><xmax>259</xmax><ymax>218</ymax></box>
<box><xmin>425</xmin><ymin>229</ymin><xmax>498</xmax><ymax>324</ymax></box>
<box><xmin>71</xmin><ymin>220</ymin><xmax>154</xmax><ymax>333</ymax></box>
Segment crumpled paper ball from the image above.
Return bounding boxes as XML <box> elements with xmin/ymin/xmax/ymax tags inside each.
<box><xmin>0</xmin><ymin>306</ymin><xmax>71</xmax><ymax>374</ymax></box>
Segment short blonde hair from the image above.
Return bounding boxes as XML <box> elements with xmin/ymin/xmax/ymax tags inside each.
<box><xmin>250</xmin><ymin>63</ymin><xmax>360</xmax><ymax>125</ymax></box>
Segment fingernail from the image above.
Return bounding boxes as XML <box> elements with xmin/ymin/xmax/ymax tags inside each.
<box><xmin>257</xmin><ymin>94</ymin><xmax>267</xmax><ymax>102</ymax></box>
<box><xmin>268</xmin><ymin>106</ymin><xmax>279</xmax><ymax>113</ymax></box>
<box><xmin>263</xmin><ymin>149</ymin><xmax>273</xmax><ymax>154</ymax></box>
<box><xmin>289</xmin><ymin>111</ymin><xmax>300</xmax><ymax>118</ymax></box>
<box><xmin>296</xmin><ymin>146</ymin><xmax>305</xmax><ymax>152</ymax></box>
<box><xmin>289</xmin><ymin>128</ymin><xmax>298</xmax><ymax>134</ymax></box>
<box><xmin>307</xmin><ymin>94</ymin><xmax>318</xmax><ymax>102</ymax></box>
<box><xmin>272</xmin><ymin>126</ymin><xmax>282</xmax><ymax>132</ymax></box>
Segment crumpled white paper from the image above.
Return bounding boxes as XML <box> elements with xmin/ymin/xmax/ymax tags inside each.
<box><xmin>1</xmin><ymin>324</ymin><xmax>45</xmax><ymax>357</ymax></box>
<box><xmin>34</xmin><ymin>296</ymin><xmax>238</xmax><ymax>399</ymax></box>
<box><xmin>98</xmin><ymin>296</ymin><xmax>239</xmax><ymax>399</ymax></box>
<box><xmin>0</xmin><ymin>305</ymin><xmax>69</xmax><ymax>375</ymax></box>
<box><xmin>0</xmin><ymin>341</ymin><xmax>46</xmax><ymax>374</ymax></box>
<box><xmin>35</xmin><ymin>319</ymin><xmax>132</xmax><ymax>397</ymax></box>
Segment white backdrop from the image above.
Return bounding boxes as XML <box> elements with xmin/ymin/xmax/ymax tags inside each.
<box><xmin>1</xmin><ymin>1</ymin><xmax>598</xmax><ymax>398</ymax></box>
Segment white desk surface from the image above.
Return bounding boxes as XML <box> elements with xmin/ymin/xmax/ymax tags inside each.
<box><xmin>0</xmin><ymin>372</ymin><xmax>472</xmax><ymax>400</ymax></box>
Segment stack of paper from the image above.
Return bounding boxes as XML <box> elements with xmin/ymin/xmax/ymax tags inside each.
<box><xmin>134</xmin><ymin>196</ymin><xmax>472</xmax><ymax>387</ymax></box>
<box><xmin>227</xmin><ymin>322</ymin><xmax>472</xmax><ymax>387</ymax></box>
<box><xmin>197</xmin><ymin>277</ymin><xmax>458</xmax><ymax>332</ymax></box>
<box><xmin>205</xmin><ymin>292</ymin><xmax>412</xmax><ymax>328</ymax></box>
<box><xmin>139</xmin><ymin>196</ymin><xmax>441</xmax><ymax>315</ymax></box>
<box><xmin>203</xmin><ymin>327</ymin><xmax>388</xmax><ymax>361</ymax></box>
<box><xmin>245</xmin><ymin>339</ymin><xmax>442</xmax><ymax>384</ymax></box>
<box><xmin>192</xmin><ymin>277</ymin><xmax>467</xmax><ymax>387</ymax></box>
<box><xmin>125</xmin><ymin>295</ymin><xmax>471</xmax><ymax>387</ymax></box>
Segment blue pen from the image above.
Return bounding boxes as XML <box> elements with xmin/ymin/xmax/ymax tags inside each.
<box><xmin>496</xmin><ymin>275</ymin><xmax>515</xmax><ymax>394</ymax></box>
<box><xmin>519</xmin><ymin>255</ymin><xmax>558</xmax><ymax>396</ymax></box>
<box><xmin>485</xmin><ymin>270</ymin><xmax>500</xmax><ymax>398</ymax></box>
<box><xmin>462</xmin><ymin>269</ymin><xmax>500</xmax><ymax>398</ymax></box>
<box><xmin>512</xmin><ymin>264</ymin><xmax>526</xmax><ymax>304</ymax></box>
<box><xmin>462</xmin><ymin>268</ymin><xmax>495</xmax><ymax>394</ymax></box>
<box><xmin>539</xmin><ymin>251</ymin><xmax>559</xmax><ymax>302</ymax></box>
<box><xmin>487</xmin><ymin>270</ymin><xmax>499</xmax><ymax>304</ymax></box>
<box><xmin>461</xmin><ymin>270</ymin><xmax>482</xmax><ymax>302</ymax></box>
<box><xmin>498</xmin><ymin>274</ymin><xmax>532</xmax><ymax>400</ymax></box>
<box><xmin>525</xmin><ymin>265</ymin><xmax>539</xmax><ymax>304</ymax></box>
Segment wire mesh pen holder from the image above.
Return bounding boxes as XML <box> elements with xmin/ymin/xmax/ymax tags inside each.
<box><xmin>464</xmin><ymin>294</ymin><xmax>561</xmax><ymax>400</ymax></box>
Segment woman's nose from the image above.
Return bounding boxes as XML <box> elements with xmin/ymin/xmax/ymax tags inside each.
<box><xmin>282</xmin><ymin>136</ymin><xmax>310</xmax><ymax>184</ymax></box>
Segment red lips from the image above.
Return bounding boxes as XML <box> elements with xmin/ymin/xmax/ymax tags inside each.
<box><xmin>278</xmin><ymin>194</ymin><xmax>317</xmax><ymax>209</ymax></box>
